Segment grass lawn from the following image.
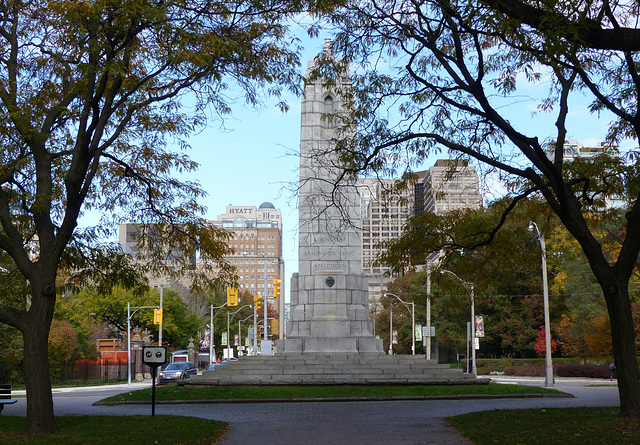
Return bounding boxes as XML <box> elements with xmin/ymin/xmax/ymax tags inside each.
<box><xmin>448</xmin><ymin>407</ymin><xmax>640</xmax><ymax>445</ymax></box>
<box><xmin>0</xmin><ymin>415</ymin><xmax>227</xmax><ymax>445</ymax></box>
<box><xmin>99</xmin><ymin>382</ymin><xmax>565</xmax><ymax>403</ymax></box>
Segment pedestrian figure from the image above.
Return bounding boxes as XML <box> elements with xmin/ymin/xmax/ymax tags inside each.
<box><xmin>609</xmin><ymin>361</ymin><xmax>616</xmax><ymax>380</ymax></box>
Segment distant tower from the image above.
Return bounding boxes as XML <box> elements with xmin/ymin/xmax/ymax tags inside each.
<box><xmin>280</xmin><ymin>39</ymin><xmax>383</xmax><ymax>354</ymax></box>
<box><xmin>423</xmin><ymin>160</ymin><xmax>482</xmax><ymax>214</ymax></box>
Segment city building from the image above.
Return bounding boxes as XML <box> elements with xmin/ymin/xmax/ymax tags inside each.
<box><xmin>118</xmin><ymin>222</ymin><xmax>196</xmax><ymax>288</ymax></box>
<box><xmin>206</xmin><ymin>203</ymin><xmax>285</xmax><ymax>338</ymax></box>
<box><xmin>422</xmin><ymin>159</ymin><xmax>482</xmax><ymax>214</ymax></box>
<box><xmin>561</xmin><ymin>140</ymin><xmax>626</xmax><ymax>210</ymax></box>
<box><xmin>359</xmin><ymin>159</ymin><xmax>482</xmax><ymax>307</ymax></box>
<box><xmin>359</xmin><ymin>178</ymin><xmax>414</xmax><ymax>308</ymax></box>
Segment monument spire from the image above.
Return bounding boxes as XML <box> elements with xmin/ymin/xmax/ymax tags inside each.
<box><xmin>280</xmin><ymin>39</ymin><xmax>383</xmax><ymax>354</ymax></box>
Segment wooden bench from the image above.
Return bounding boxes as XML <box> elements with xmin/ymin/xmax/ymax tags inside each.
<box><xmin>0</xmin><ymin>384</ymin><xmax>17</xmax><ymax>414</ymax></box>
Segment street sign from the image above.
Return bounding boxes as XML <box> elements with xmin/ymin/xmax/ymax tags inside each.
<box><xmin>422</xmin><ymin>326</ymin><xmax>436</xmax><ymax>337</ymax></box>
<box><xmin>141</xmin><ymin>346</ymin><xmax>166</xmax><ymax>417</ymax></box>
<box><xmin>142</xmin><ymin>346</ymin><xmax>166</xmax><ymax>366</ymax></box>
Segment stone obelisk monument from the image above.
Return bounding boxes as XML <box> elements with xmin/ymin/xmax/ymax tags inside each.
<box><xmin>280</xmin><ymin>39</ymin><xmax>383</xmax><ymax>354</ymax></box>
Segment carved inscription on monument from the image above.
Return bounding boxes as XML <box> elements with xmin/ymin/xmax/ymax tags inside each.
<box><xmin>314</xmin><ymin>262</ymin><xmax>344</xmax><ymax>274</ymax></box>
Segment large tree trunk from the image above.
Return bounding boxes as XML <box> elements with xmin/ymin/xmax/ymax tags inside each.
<box><xmin>605</xmin><ymin>280</ymin><xmax>640</xmax><ymax>420</ymax></box>
<box><xmin>22</xmin><ymin>282</ymin><xmax>56</xmax><ymax>434</ymax></box>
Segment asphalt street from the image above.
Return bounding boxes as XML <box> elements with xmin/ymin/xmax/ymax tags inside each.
<box><xmin>4</xmin><ymin>377</ymin><xmax>621</xmax><ymax>445</ymax></box>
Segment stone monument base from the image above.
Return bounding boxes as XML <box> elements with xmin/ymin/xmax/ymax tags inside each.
<box><xmin>188</xmin><ymin>353</ymin><xmax>484</xmax><ymax>386</ymax></box>
<box><xmin>279</xmin><ymin>336</ymin><xmax>383</xmax><ymax>354</ymax></box>
<box><xmin>282</xmin><ymin>272</ymin><xmax>384</xmax><ymax>354</ymax></box>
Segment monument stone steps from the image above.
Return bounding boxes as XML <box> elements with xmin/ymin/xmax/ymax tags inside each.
<box><xmin>187</xmin><ymin>41</ymin><xmax>483</xmax><ymax>388</ymax></box>
<box><xmin>188</xmin><ymin>355</ymin><xmax>481</xmax><ymax>386</ymax></box>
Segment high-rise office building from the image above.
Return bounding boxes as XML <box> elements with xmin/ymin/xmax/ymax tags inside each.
<box><xmin>359</xmin><ymin>178</ymin><xmax>413</xmax><ymax>307</ymax></box>
<box><xmin>359</xmin><ymin>159</ymin><xmax>482</xmax><ymax>307</ymax></box>
<box><xmin>423</xmin><ymin>159</ymin><xmax>482</xmax><ymax>214</ymax></box>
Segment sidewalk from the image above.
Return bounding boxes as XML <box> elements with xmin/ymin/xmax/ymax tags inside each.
<box><xmin>489</xmin><ymin>375</ymin><xmax>618</xmax><ymax>387</ymax></box>
<box><xmin>12</xmin><ymin>380</ymin><xmax>152</xmax><ymax>397</ymax></box>
<box><xmin>12</xmin><ymin>375</ymin><xmax>618</xmax><ymax>399</ymax></box>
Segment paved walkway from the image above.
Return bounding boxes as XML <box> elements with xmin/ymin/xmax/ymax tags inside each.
<box><xmin>5</xmin><ymin>377</ymin><xmax>620</xmax><ymax>445</ymax></box>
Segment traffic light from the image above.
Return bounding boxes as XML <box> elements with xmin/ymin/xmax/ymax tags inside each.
<box><xmin>153</xmin><ymin>308</ymin><xmax>163</xmax><ymax>325</ymax></box>
<box><xmin>273</xmin><ymin>277</ymin><xmax>281</xmax><ymax>300</ymax></box>
<box><xmin>226</xmin><ymin>287</ymin><xmax>238</xmax><ymax>306</ymax></box>
<box><xmin>253</xmin><ymin>294</ymin><xmax>262</xmax><ymax>311</ymax></box>
<box><xmin>270</xmin><ymin>319</ymin><xmax>279</xmax><ymax>336</ymax></box>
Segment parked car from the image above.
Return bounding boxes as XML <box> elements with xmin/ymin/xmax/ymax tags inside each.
<box><xmin>207</xmin><ymin>361</ymin><xmax>224</xmax><ymax>371</ymax></box>
<box><xmin>159</xmin><ymin>362</ymin><xmax>197</xmax><ymax>383</ymax></box>
<box><xmin>206</xmin><ymin>356</ymin><xmax>239</xmax><ymax>370</ymax></box>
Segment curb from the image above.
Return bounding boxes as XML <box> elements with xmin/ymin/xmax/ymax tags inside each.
<box><xmin>94</xmin><ymin>392</ymin><xmax>574</xmax><ymax>406</ymax></box>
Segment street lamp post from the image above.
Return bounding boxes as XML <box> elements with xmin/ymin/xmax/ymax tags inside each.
<box><xmin>158</xmin><ymin>286</ymin><xmax>163</xmax><ymax>348</ymax></box>
<box><xmin>226</xmin><ymin>304</ymin><xmax>252</xmax><ymax>359</ymax></box>
<box><xmin>245</xmin><ymin>250</ymin><xmax>276</xmax><ymax>355</ymax></box>
<box><xmin>209</xmin><ymin>302</ymin><xmax>227</xmax><ymax>367</ymax></box>
<box><xmin>440</xmin><ymin>270</ymin><xmax>476</xmax><ymax>377</ymax></box>
<box><xmin>384</xmin><ymin>293</ymin><xmax>415</xmax><ymax>355</ymax></box>
<box><xmin>389</xmin><ymin>307</ymin><xmax>393</xmax><ymax>355</ymax></box>
<box><xmin>127</xmin><ymin>302</ymin><xmax>158</xmax><ymax>384</ymax></box>
<box><xmin>425</xmin><ymin>264</ymin><xmax>432</xmax><ymax>360</ymax></box>
<box><xmin>238</xmin><ymin>315</ymin><xmax>253</xmax><ymax>356</ymax></box>
<box><xmin>529</xmin><ymin>221</ymin><xmax>555</xmax><ymax>387</ymax></box>
<box><xmin>262</xmin><ymin>254</ymin><xmax>267</xmax><ymax>344</ymax></box>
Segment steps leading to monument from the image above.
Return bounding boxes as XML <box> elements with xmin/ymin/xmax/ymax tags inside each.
<box><xmin>187</xmin><ymin>354</ymin><xmax>483</xmax><ymax>386</ymax></box>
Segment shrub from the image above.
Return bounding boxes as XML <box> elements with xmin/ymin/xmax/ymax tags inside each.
<box><xmin>512</xmin><ymin>362</ymin><xmax>545</xmax><ymax>377</ymax></box>
<box><xmin>555</xmin><ymin>364</ymin><xmax>610</xmax><ymax>379</ymax></box>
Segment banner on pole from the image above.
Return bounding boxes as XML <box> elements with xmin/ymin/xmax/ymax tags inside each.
<box><xmin>475</xmin><ymin>315</ymin><xmax>485</xmax><ymax>338</ymax></box>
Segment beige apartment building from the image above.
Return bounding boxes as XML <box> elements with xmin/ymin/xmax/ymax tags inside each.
<box><xmin>206</xmin><ymin>203</ymin><xmax>285</xmax><ymax>339</ymax></box>
<box><xmin>118</xmin><ymin>222</ymin><xmax>196</xmax><ymax>289</ymax></box>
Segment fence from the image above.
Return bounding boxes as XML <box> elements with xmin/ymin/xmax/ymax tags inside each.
<box><xmin>0</xmin><ymin>357</ymin><xmax>145</xmax><ymax>385</ymax></box>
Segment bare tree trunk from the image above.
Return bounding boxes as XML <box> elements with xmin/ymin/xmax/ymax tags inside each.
<box><xmin>606</xmin><ymin>282</ymin><xmax>640</xmax><ymax>420</ymax></box>
<box><xmin>22</xmin><ymin>283</ymin><xmax>56</xmax><ymax>434</ymax></box>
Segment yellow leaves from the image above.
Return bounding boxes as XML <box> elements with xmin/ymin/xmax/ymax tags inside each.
<box><xmin>556</xmin><ymin>313</ymin><xmax>612</xmax><ymax>359</ymax></box>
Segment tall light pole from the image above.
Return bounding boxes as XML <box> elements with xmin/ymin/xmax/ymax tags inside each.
<box><xmin>238</xmin><ymin>315</ymin><xmax>253</xmax><ymax>355</ymax></box>
<box><xmin>389</xmin><ymin>306</ymin><xmax>393</xmax><ymax>355</ymax></box>
<box><xmin>127</xmin><ymin>302</ymin><xmax>158</xmax><ymax>384</ymax></box>
<box><xmin>440</xmin><ymin>270</ymin><xmax>476</xmax><ymax>377</ymax></box>
<box><xmin>529</xmin><ymin>221</ymin><xmax>554</xmax><ymax>387</ymax></box>
<box><xmin>384</xmin><ymin>293</ymin><xmax>415</xmax><ymax>355</ymax></box>
<box><xmin>158</xmin><ymin>286</ymin><xmax>164</xmax><ymax>347</ymax></box>
<box><xmin>226</xmin><ymin>304</ymin><xmax>252</xmax><ymax>359</ymax></box>
<box><xmin>244</xmin><ymin>250</ymin><xmax>274</xmax><ymax>355</ymax></box>
<box><xmin>425</xmin><ymin>264</ymin><xmax>432</xmax><ymax>360</ymax></box>
<box><xmin>209</xmin><ymin>302</ymin><xmax>227</xmax><ymax>367</ymax></box>
<box><xmin>262</xmin><ymin>253</ymin><xmax>267</xmax><ymax>344</ymax></box>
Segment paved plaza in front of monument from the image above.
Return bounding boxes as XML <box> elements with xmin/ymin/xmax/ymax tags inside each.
<box><xmin>5</xmin><ymin>377</ymin><xmax>620</xmax><ymax>445</ymax></box>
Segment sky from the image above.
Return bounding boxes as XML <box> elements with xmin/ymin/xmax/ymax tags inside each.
<box><xmin>87</xmin><ymin>26</ymin><xmax>631</xmax><ymax>303</ymax></box>
<box><xmin>169</xmin><ymin>33</ymin><xmax>322</xmax><ymax>300</ymax></box>
<box><xmin>179</xmin><ymin>39</ymin><xmax>621</xmax><ymax>302</ymax></box>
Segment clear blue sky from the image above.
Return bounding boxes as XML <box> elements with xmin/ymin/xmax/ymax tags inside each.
<box><xmin>182</xmin><ymin>33</ymin><xmax>323</xmax><ymax>299</ymax></box>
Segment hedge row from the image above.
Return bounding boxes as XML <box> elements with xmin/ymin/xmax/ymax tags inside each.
<box><xmin>476</xmin><ymin>360</ymin><xmax>638</xmax><ymax>379</ymax></box>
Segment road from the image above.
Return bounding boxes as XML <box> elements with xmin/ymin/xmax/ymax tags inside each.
<box><xmin>4</xmin><ymin>377</ymin><xmax>620</xmax><ymax>445</ymax></box>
